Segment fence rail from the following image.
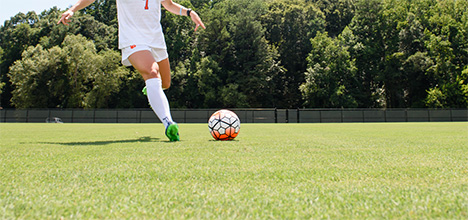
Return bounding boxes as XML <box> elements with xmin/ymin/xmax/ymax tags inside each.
<box><xmin>0</xmin><ymin>108</ymin><xmax>467</xmax><ymax>123</ymax></box>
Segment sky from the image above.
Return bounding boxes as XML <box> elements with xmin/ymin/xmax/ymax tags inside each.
<box><xmin>0</xmin><ymin>0</ymin><xmax>73</xmax><ymax>25</ymax></box>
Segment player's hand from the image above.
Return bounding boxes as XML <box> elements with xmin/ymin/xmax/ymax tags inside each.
<box><xmin>57</xmin><ymin>10</ymin><xmax>74</xmax><ymax>25</ymax></box>
<box><xmin>189</xmin><ymin>11</ymin><xmax>205</xmax><ymax>32</ymax></box>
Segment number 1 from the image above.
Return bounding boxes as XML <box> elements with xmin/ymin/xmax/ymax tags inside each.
<box><xmin>145</xmin><ymin>0</ymin><xmax>149</xmax><ymax>10</ymax></box>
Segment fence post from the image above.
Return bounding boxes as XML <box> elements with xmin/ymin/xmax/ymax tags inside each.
<box><xmin>274</xmin><ymin>108</ymin><xmax>278</xmax><ymax>123</ymax></box>
<box><xmin>297</xmin><ymin>108</ymin><xmax>300</xmax><ymax>123</ymax></box>
<box><xmin>319</xmin><ymin>110</ymin><xmax>322</xmax><ymax>123</ymax></box>
<box><xmin>450</xmin><ymin>109</ymin><xmax>453</xmax><ymax>122</ymax></box>
<box><xmin>362</xmin><ymin>110</ymin><xmax>365</xmax><ymax>123</ymax></box>
<box><xmin>341</xmin><ymin>109</ymin><xmax>344</xmax><ymax>122</ymax></box>
<box><xmin>384</xmin><ymin>109</ymin><xmax>387</xmax><ymax>122</ymax></box>
<box><xmin>138</xmin><ymin>110</ymin><xmax>141</xmax><ymax>123</ymax></box>
<box><xmin>428</xmin><ymin>109</ymin><xmax>431</xmax><ymax>122</ymax></box>
<box><xmin>405</xmin><ymin>109</ymin><xmax>408</xmax><ymax>122</ymax></box>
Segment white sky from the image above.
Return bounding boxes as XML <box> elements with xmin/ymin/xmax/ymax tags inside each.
<box><xmin>0</xmin><ymin>0</ymin><xmax>74</xmax><ymax>25</ymax></box>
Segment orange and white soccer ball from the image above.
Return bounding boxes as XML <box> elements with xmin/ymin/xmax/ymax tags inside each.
<box><xmin>208</xmin><ymin>109</ymin><xmax>240</xmax><ymax>141</ymax></box>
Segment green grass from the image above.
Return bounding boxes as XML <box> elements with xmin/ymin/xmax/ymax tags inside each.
<box><xmin>1</xmin><ymin>122</ymin><xmax>467</xmax><ymax>219</ymax></box>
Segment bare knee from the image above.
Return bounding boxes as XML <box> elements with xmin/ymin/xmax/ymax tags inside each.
<box><xmin>140</xmin><ymin>68</ymin><xmax>160</xmax><ymax>81</ymax></box>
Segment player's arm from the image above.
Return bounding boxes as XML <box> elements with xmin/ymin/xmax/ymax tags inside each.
<box><xmin>161</xmin><ymin>0</ymin><xmax>206</xmax><ymax>31</ymax></box>
<box><xmin>57</xmin><ymin>0</ymin><xmax>96</xmax><ymax>25</ymax></box>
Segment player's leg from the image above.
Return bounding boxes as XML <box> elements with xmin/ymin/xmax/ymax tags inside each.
<box><xmin>156</xmin><ymin>57</ymin><xmax>179</xmax><ymax>141</ymax></box>
<box><xmin>128</xmin><ymin>50</ymin><xmax>159</xmax><ymax>80</ymax></box>
<box><xmin>128</xmin><ymin>50</ymin><xmax>179</xmax><ymax>141</ymax></box>
<box><xmin>141</xmin><ymin>56</ymin><xmax>171</xmax><ymax>93</ymax></box>
<box><xmin>158</xmin><ymin>58</ymin><xmax>171</xmax><ymax>90</ymax></box>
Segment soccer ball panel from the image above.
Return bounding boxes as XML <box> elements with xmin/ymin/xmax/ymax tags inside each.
<box><xmin>225</xmin><ymin>127</ymin><xmax>235</xmax><ymax>136</ymax></box>
<box><xmin>230</xmin><ymin>131</ymin><xmax>238</xmax><ymax>139</ymax></box>
<box><xmin>220</xmin><ymin>121</ymin><xmax>230</xmax><ymax>129</ymax></box>
<box><xmin>218</xmin><ymin>134</ymin><xmax>230</xmax><ymax>140</ymax></box>
<box><xmin>218</xmin><ymin>127</ymin><xmax>226</xmax><ymax>134</ymax></box>
<box><xmin>213</xmin><ymin>122</ymin><xmax>221</xmax><ymax>130</ymax></box>
<box><xmin>211</xmin><ymin>130</ymin><xmax>220</xmax><ymax>139</ymax></box>
<box><xmin>232</xmin><ymin>120</ymin><xmax>240</xmax><ymax>128</ymax></box>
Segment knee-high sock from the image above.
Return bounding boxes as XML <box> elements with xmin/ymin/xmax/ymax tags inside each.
<box><xmin>145</xmin><ymin>78</ymin><xmax>173</xmax><ymax>128</ymax></box>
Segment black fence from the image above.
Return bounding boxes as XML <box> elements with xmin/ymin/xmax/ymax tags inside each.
<box><xmin>0</xmin><ymin>108</ymin><xmax>467</xmax><ymax>123</ymax></box>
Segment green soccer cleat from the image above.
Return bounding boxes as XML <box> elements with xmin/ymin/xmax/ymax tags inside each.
<box><xmin>165</xmin><ymin>123</ymin><xmax>180</xmax><ymax>142</ymax></box>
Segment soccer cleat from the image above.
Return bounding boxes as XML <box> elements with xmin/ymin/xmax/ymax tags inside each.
<box><xmin>165</xmin><ymin>122</ymin><xmax>180</xmax><ymax>142</ymax></box>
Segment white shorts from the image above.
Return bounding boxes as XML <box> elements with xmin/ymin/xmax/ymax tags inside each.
<box><xmin>121</xmin><ymin>45</ymin><xmax>169</xmax><ymax>66</ymax></box>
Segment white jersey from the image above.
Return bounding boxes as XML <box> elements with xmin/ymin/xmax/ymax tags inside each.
<box><xmin>116</xmin><ymin>0</ymin><xmax>167</xmax><ymax>49</ymax></box>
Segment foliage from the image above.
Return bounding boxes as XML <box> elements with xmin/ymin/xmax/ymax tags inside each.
<box><xmin>301</xmin><ymin>31</ymin><xmax>357</xmax><ymax>108</ymax></box>
<box><xmin>262</xmin><ymin>0</ymin><xmax>326</xmax><ymax>108</ymax></box>
<box><xmin>9</xmin><ymin>35</ymin><xmax>129</xmax><ymax>108</ymax></box>
<box><xmin>343</xmin><ymin>0</ymin><xmax>468</xmax><ymax>108</ymax></box>
<box><xmin>310</xmin><ymin>0</ymin><xmax>356</xmax><ymax>37</ymax></box>
<box><xmin>0</xmin><ymin>0</ymin><xmax>467</xmax><ymax>109</ymax></box>
<box><xmin>0</xmin><ymin>8</ymin><xmax>118</xmax><ymax>108</ymax></box>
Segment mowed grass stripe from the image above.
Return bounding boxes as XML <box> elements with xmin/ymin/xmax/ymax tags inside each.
<box><xmin>1</xmin><ymin>122</ymin><xmax>467</xmax><ymax>219</ymax></box>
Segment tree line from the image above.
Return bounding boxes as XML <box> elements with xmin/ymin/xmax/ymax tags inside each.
<box><xmin>0</xmin><ymin>0</ymin><xmax>466</xmax><ymax>109</ymax></box>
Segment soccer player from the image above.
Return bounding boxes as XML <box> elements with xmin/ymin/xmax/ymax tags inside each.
<box><xmin>58</xmin><ymin>0</ymin><xmax>205</xmax><ymax>141</ymax></box>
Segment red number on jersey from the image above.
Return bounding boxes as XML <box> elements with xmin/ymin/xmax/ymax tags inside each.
<box><xmin>145</xmin><ymin>0</ymin><xmax>149</xmax><ymax>10</ymax></box>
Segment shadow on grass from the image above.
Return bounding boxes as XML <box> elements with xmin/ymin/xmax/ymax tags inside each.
<box><xmin>208</xmin><ymin>139</ymin><xmax>240</xmax><ymax>142</ymax></box>
<box><xmin>38</xmin><ymin>136</ymin><xmax>164</xmax><ymax>146</ymax></box>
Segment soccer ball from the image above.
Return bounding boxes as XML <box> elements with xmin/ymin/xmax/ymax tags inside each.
<box><xmin>208</xmin><ymin>109</ymin><xmax>240</xmax><ymax>141</ymax></box>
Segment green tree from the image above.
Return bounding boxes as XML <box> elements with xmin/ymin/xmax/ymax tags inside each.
<box><xmin>1</xmin><ymin>7</ymin><xmax>117</xmax><ymax>108</ymax></box>
<box><xmin>9</xmin><ymin>35</ymin><xmax>128</xmax><ymax>108</ymax></box>
<box><xmin>346</xmin><ymin>0</ymin><xmax>408</xmax><ymax>107</ymax></box>
<box><xmin>194</xmin><ymin>56</ymin><xmax>224</xmax><ymax>107</ymax></box>
<box><xmin>195</xmin><ymin>0</ymin><xmax>283</xmax><ymax>108</ymax></box>
<box><xmin>301</xmin><ymin>31</ymin><xmax>357</xmax><ymax>108</ymax></box>
<box><xmin>401</xmin><ymin>52</ymin><xmax>434</xmax><ymax>107</ymax></box>
<box><xmin>422</xmin><ymin>0</ymin><xmax>468</xmax><ymax>108</ymax></box>
<box><xmin>311</xmin><ymin>0</ymin><xmax>356</xmax><ymax>37</ymax></box>
<box><xmin>397</xmin><ymin>12</ymin><xmax>432</xmax><ymax>107</ymax></box>
<box><xmin>346</xmin><ymin>0</ymin><xmax>384</xmax><ymax>107</ymax></box>
<box><xmin>167</xmin><ymin>4</ymin><xmax>234</xmax><ymax>108</ymax></box>
<box><xmin>83</xmin><ymin>0</ymin><xmax>118</xmax><ymax>28</ymax></box>
<box><xmin>378</xmin><ymin>0</ymin><xmax>411</xmax><ymax>108</ymax></box>
<box><xmin>9</xmin><ymin>44</ymin><xmax>69</xmax><ymax>108</ymax></box>
<box><xmin>0</xmin><ymin>46</ymin><xmax>4</xmax><ymax>100</ymax></box>
<box><xmin>83</xmin><ymin>49</ymin><xmax>130</xmax><ymax>108</ymax></box>
<box><xmin>262</xmin><ymin>0</ymin><xmax>325</xmax><ymax>108</ymax></box>
<box><xmin>0</xmin><ymin>12</ymin><xmax>42</xmax><ymax>107</ymax></box>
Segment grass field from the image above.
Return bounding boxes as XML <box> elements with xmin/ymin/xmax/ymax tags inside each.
<box><xmin>1</xmin><ymin>122</ymin><xmax>467</xmax><ymax>219</ymax></box>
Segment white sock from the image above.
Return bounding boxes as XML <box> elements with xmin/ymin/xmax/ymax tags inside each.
<box><xmin>145</xmin><ymin>78</ymin><xmax>174</xmax><ymax>128</ymax></box>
